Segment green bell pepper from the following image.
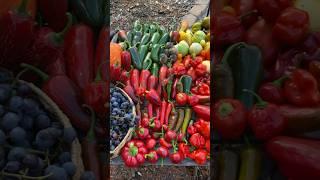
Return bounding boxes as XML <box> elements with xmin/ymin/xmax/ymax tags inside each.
<box><xmin>222</xmin><ymin>42</ymin><xmax>263</xmax><ymax>109</ymax></box>
<box><xmin>143</xmin><ymin>53</ymin><xmax>153</xmax><ymax>70</ymax></box>
<box><xmin>70</xmin><ymin>0</ymin><xmax>107</xmax><ymax>28</ymax></box>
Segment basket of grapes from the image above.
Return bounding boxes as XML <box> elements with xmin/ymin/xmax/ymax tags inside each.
<box><xmin>110</xmin><ymin>86</ymin><xmax>137</xmax><ymax>159</ymax></box>
<box><xmin>0</xmin><ymin>70</ymin><xmax>84</xmax><ymax>180</ymax></box>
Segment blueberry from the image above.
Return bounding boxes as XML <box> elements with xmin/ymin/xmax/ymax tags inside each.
<box><xmin>0</xmin><ymin>87</ymin><xmax>11</xmax><ymax>103</ymax></box>
<box><xmin>8</xmin><ymin>96</ymin><xmax>23</xmax><ymax>111</ymax></box>
<box><xmin>19</xmin><ymin>115</ymin><xmax>34</xmax><ymax>130</ymax></box>
<box><xmin>45</xmin><ymin>165</ymin><xmax>68</xmax><ymax>180</ymax></box>
<box><xmin>62</xmin><ymin>162</ymin><xmax>76</xmax><ymax>177</ymax></box>
<box><xmin>80</xmin><ymin>171</ymin><xmax>96</xmax><ymax>180</ymax></box>
<box><xmin>22</xmin><ymin>98</ymin><xmax>40</xmax><ymax>117</ymax></box>
<box><xmin>9</xmin><ymin>127</ymin><xmax>26</xmax><ymax>144</ymax></box>
<box><xmin>1</xmin><ymin>112</ymin><xmax>20</xmax><ymax>131</ymax></box>
<box><xmin>4</xmin><ymin>161</ymin><xmax>21</xmax><ymax>173</ymax></box>
<box><xmin>62</xmin><ymin>127</ymin><xmax>77</xmax><ymax>143</ymax></box>
<box><xmin>22</xmin><ymin>154</ymin><xmax>39</xmax><ymax>169</ymax></box>
<box><xmin>112</xmin><ymin>102</ymin><xmax>119</xmax><ymax>107</ymax></box>
<box><xmin>35</xmin><ymin>129</ymin><xmax>56</xmax><ymax>149</ymax></box>
<box><xmin>0</xmin><ymin>104</ymin><xmax>5</xmax><ymax>117</ymax></box>
<box><xmin>8</xmin><ymin>147</ymin><xmax>26</xmax><ymax>161</ymax></box>
<box><xmin>17</xmin><ymin>83</ymin><xmax>31</xmax><ymax>96</ymax></box>
<box><xmin>58</xmin><ymin>152</ymin><xmax>71</xmax><ymax>164</ymax></box>
<box><xmin>35</xmin><ymin>114</ymin><xmax>51</xmax><ymax>130</ymax></box>
<box><xmin>0</xmin><ymin>129</ymin><xmax>6</xmax><ymax>145</ymax></box>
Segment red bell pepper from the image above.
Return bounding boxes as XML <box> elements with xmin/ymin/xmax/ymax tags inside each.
<box><xmin>123</xmin><ymin>80</ymin><xmax>139</xmax><ymax>103</ymax></box>
<box><xmin>183</xmin><ymin>55</ymin><xmax>192</xmax><ymax>69</ymax></box>
<box><xmin>266</xmin><ymin>136</ymin><xmax>320</xmax><ymax>179</ymax></box>
<box><xmin>213</xmin><ymin>99</ymin><xmax>247</xmax><ymax>139</ymax></box>
<box><xmin>186</xmin><ymin>67</ymin><xmax>197</xmax><ymax>81</ymax></box>
<box><xmin>190</xmin><ymin>56</ymin><xmax>203</xmax><ymax>68</ymax></box>
<box><xmin>140</xmin><ymin>114</ymin><xmax>150</xmax><ymax>128</ymax></box>
<box><xmin>170</xmin><ymin>141</ymin><xmax>184</xmax><ymax>164</ymax></box>
<box><xmin>121</xmin><ymin>51</ymin><xmax>131</xmax><ymax>71</ymax></box>
<box><xmin>33</xmin><ymin>13</ymin><xmax>72</xmax><ymax>69</ymax></box>
<box><xmin>38</xmin><ymin>0</ymin><xmax>69</xmax><ymax>32</ymax></box>
<box><xmin>0</xmin><ymin>0</ymin><xmax>34</xmax><ymax>68</ymax></box>
<box><xmin>189</xmin><ymin>149</ymin><xmax>208</xmax><ymax>165</ymax></box>
<box><xmin>164</xmin><ymin>130</ymin><xmax>177</xmax><ymax>143</ymax></box>
<box><xmin>273</xmin><ymin>7</ymin><xmax>310</xmax><ymax>45</ymax></box>
<box><xmin>258</xmin><ymin>76</ymin><xmax>287</xmax><ymax>105</ymax></box>
<box><xmin>145</xmin><ymin>138</ymin><xmax>157</xmax><ymax>150</ymax></box>
<box><xmin>178</xmin><ymin>142</ymin><xmax>190</xmax><ymax>158</ymax></box>
<box><xmin>136</xmin><ymin>126</ymin><xmax>149</xmax><ymax>140</ymax></box>
<box><xmin>130</xmin><ymin>69</ymin><xmax>140</xmax><ymax>93</ymax></box>
<box><xmin>176</xmin><ymin>92</ymin><xmax>188</xmax><ymax>106</ymax></box>
<box><xmin>195</xmin><ymin>63</ymin><xmax>207</xmax><ymax>77</ymax></box>
<box><xmin>121</xmin><ymin>141</ymin><xmax>146</xmax><ymax>167</ymax></box>
<box><xmin>245</xmin><ymin>19</ymin><xmax>279</xmax><ymax>67</ymax></box>
<box><xmin>192</xmin><ymin>105</ymin><xmax>210</xmax><ymax>122</ymax></box>
<box><xmin>197</xmin><ymin>83</ymin><xmax>210</xmax><ymax>95</ymax></box>
<box><xmin>21</xmin><ymin>63</ymin><xmax>106</xmax><ymax>137</ymax></box>
<box><xmin>245</xmin><ymin>89</ymin><xmax>286</xmax><ymax>140</ymax></box>
<box><xmin>284</xmin><ymin>69</ymin><xmax>320</xmax><ymax>107</ymax></box>
<box><xmin>187</xmin><ymin>122</ymin><xmax>198</xmax><ymax>135</ymax></box>
<box><xmin>64</xmin><ymin>24</ymin><xmax>94</xmax><ymax>92</ymax></box>
<box><xmin>231</xmin><ymin>0</ymin><xmax>258</xmax><ymax>28</ymax></box>
<box><xmin>138</xmin><ymin>69</ymin><xmax>150</xmax><ymax>96</ymax></box>
<box><xmin>213</xmin><ymin>12</ymin><xmax>245</xmax><ymax>46</ymax></box>
<box><xmin>94</xmin><ymin>26</ymin><xmax>108</xmax><ymax>81</ymax></box>
<box><xmin>256</xmin><ymin>0</ymin><xmax>292</xmax><ymax>22</ymax></box>
<box><xmin>157</xmin><ymin>65</ymin><xmax>168</xmax><ymax>96</ymax></box>
<box><xmin>45</xmin><ymin>54</ymin><xmax>66</xmax><ymax>76</ymax></box>
<box><xmin>189</xmin><ymin>133</ymin><xmax>205</xmax><ymax>149</ymax></box>
<box><xmin>110</xmin><ymin>63</ymin><xmax>122</xmax><ymax>83</ymax></box>
<box><xmin>145</xmin><ymin>89</ymin><xmax>161</xmax><ymax>106</ymax></box>
<box><xmin>173</xmin><ymin>62</ymin><xmax>187</xmax><ymax>76</ymax></box>
<box><xmin>194</xmin><ymin>119</ymin><xmax>210</xmax><ymax>139</ymax></box>
<box><xmin>188</xmin><ymin>94</ymin><xmax>199</xmax><ymax>106</ymax></box>
<box><xmin>145</xmin><ymin>150</ymin><xmax>159</xmax><ymax>163</ymax></box>
<box><xmin>156</xmin><ymin>146</ymin><xmax>169</xmax><ymax>158</ymax></box>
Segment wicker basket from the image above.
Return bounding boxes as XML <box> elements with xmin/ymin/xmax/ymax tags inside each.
<box><xmin>20</xmin><ymin>80</ymin><xmax>85</xmax><ymax>180</ymax></box>
<box><xmin>110</xmin><ymin>87</ymin><xmax>136</xmax><ymax>159</ymax></box>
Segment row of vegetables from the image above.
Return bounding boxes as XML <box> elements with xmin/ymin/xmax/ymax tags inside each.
<box><xmin>110</xmin><ymin>17</ymin><xmax>211</xmax><ymax>166</ymax></box>
<box><xmin>0</xmin><ymin>0</ymin><xmax>108</xmax><ymax>180</ymax></box>
<box><xmin>214</xmin><ymin>0</ymin><xmax>320</xmax><ymax>179</ymax></box>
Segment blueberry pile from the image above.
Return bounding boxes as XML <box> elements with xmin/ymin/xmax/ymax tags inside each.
<box><xmin>0</xmin><ymin>80</ymin><xmax>94</xmax><ymax>179</ymax></box>
<box><xmin>110</xmin><ymin>87</ymin><xmax>137</xmax><ymax>151</ymax></box>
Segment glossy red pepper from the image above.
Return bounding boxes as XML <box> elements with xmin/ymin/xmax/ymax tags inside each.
<box><xmin>145</xmin><ymin>138</ymin><xmax>157</xmax><ymax>150</ymax></box>
<box><xmin>147</xmin><ymin>75</ymin><xmax>158</xmax><ymax>91</ymax></box>
<box><xmin>190</xmin><ymin>149</ymin><xmax>208</xmax><ymax>165</ymax></box>
<box><xmin>256</xmin><ymin>0</ymin><xmax>292</xmax><ymax>22</ymax></box>
<box><xmin>94</xmin><ymin>26</ymin><xmax>108</xmax><ymax>81</ymax></box>
<box><xmin>214</xmin><ymin>99</ymin><xmax>247</xmax><ymax>139</ymax></box>
<box><xmin>176</xmin><ymin>92</ymin><xmax>188</xmax><ymax>106</ymax></box>
<box><xmin>195</xmin><ymin>63</ymin><xmax>207</xmax><ymax>77</ymax></box>
<box><xmin>156</xmin><ymin>146</ymin><xmax>169</xmax><ymax>158</ymax></box>
<box><xmin>64</xmin><ymin>24</ymin><xmax>94</xmax><ymax>92</ymax></box>
<box><xmin>123</xmin><ymin>80</ymin><xmax>139</xmax><ymax>103</ymax></box>
<box><xmin>138</xmin><ymin>69</ymin><xmax>150</xmax><ymax>96</ymax></box>
<box><xmin>159</xmin><ymin>138</ymin><xmax>172</xmax><ymax>148</ymax></box>
<box><xmin>0</xmin><ymin>0</ymin><xmax>34</xmax><ymax>68</ymax></box>
<box><xmin>266</xmin><ymin>136</ymin><xmax>320</xmax><ymax>179</ymax></box>
<box><xmin>194</xmin><ymin>119</ymin><xmax>210</xmax><ymax>139</ymax></box>
<box><xmin>130</xmin><ymin>69</ymin><xmax>140</xmax><ymax>94</ymax></box>
<box><xmin>171</xmin><ymin>78</ymin><xmax>178</xmax><ymax>99</ymax></box>
<box><xmin>190</xmin><ymin>56</ymin><xmax>203</xmax><ymax>68</ymax></box>
<box><xmin>183</xmin><ymin>55</ymin><xmax>192</xmax><ymax>69</ymax></box>
<box><xmin>110</xmin><ymin>63</ymin><xmax>122</xmax><ymax>83</ymax></box>
<box><xmin>245</xmin><ymin>19</ymin><xmax>279</xmax><ymax>67</ymax></box>
<box><xmin>164</xmin><ymin>103</ymin><xmax>173</xmax><ymax>126</ymax></box>
<box><xmin>188</xmin><ymin>94</ymin><xmax>199</xmax><ymax>106</ymax></box>
<box><xmin>273</xmin><ymin>7</ymin><xmax>310</xmax><ymax>45</ymax></box>
<box><xmin>150</xmin><ymin>119</ymin><xmax>161</xmax><ymax>132</ymax></box>
<box><xmin>121</xmin><ymin>140</ymin><xmax>146</xmax><ymax>167</ymax></box>
<box><xmin>38</xmin><ymin>0</ymin><xmax>69</xmax><ymax>32</ymax></box>
<box><xmin>145</xmin><ymin>150</ymin><xmax>159</xmax><ymax>163</ymax></box>
<box><xmin>178</xmin><ymin>143</ymin><xmax>190</xmax><ymax>158</ymax></box>
<box><xmin>189</xmin><ymin>133</ymin><xmax>205</xmax><ymax>149</ymax></box>
<box><xmin>186</xmin><ymin>67</ymin><xmax>197</xmax><ymax>81</ymax></box>
<box><xmin>192</xmin><ymin>105</ymin><xmax>210</xmax><ymax>122</ymax></box>
<box><xmin>136</xmin><ymin>126</ymin><xmax>149</xmax><ymax>140</ymax></box>
<box><xmin>140</xmin><ymin>114</ymin><xmax>150</xmax><ymax>128</ymax></box>
<box><xmin>119</xmin><ymin>70</ymin><xmax>130</xmax><ymax>84</ymax></box>
<box><xmin>173</xmin><ymin>62</ymin><xmax>186</xmax><ymax>76</ymax></box>
<box><xmin>245</xmin><ymin>89</ymin><xmax>286</xmax><ymax>140</ymax></box>
<box><xmin>157</xmin><ymin>65</ymin><xmax>168</xmax><ymax>96</ymax></box>
<box><xmin>197</xmin><ymin>83</ymin><xmax>210</xmax><ymax>95</ymax></box>
<box><xmin>213</xmin><ymin>12</ymin><xmax>245</xmax><ymax>46</ymax></box>
<box><xmin>258</xmin><ymin>76</ymin><xmax>287</xmax><ymax>104</ymax></box>
<box><xmin>231</xmin><ymin>0</ymin><xmax>258</xmax><ymax>28</ymax></box>
<box><xmin>121</xmin><ymin>51</ymin><xmax>131</xmax><ymax>71</ymax></box>
<box><xmin>164</xmin><ymin>130</ymin><xmax>177</xmax><ymax>143</ymax></box>
<box><xmin>169</xmin><ymin>151</ymin><xmax>183</xmax><ymax>164</ymax></box>
<box><xmin>205</xmin><ymin>139</ymin><xmax>210</xmax><ymax>153</ymax></box>
<box><xmin>284</xmin><ymin>69</ymin><xmax>320</xmax><ymax>107</ymax></box>
<box><xmin>147</xmin><ymin>103</ymin><xmax>153</xmax><ymax>119</ymax></box>
<box><xmin>159</xmin><ymin>100</ymin><xmax>167</xmax><ymax>126</ymax></box>
<box><xmin>187</xmin><ymin>123</ymin><xmax>198</xmax><ymax>135</ymax></box>
<box><xmin>145</xmin><ymin>89</ymin><xmax>161</xmax><ymax>106</ymax></box>
<box><xmin>45</xmin><ymin>54</ymin><xmax>66</xmax><ymax>76</ymax></box>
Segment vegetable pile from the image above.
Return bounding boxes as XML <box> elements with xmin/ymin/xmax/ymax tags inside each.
<box><xmin>111</xmin><ymin>17</ymin><xmax>211</xmax><ymax>166</ymax></box>
<box><xmin>214</xmin><ymin>1</ymin><xmax>320</xmax><ymax>179</ymax></box>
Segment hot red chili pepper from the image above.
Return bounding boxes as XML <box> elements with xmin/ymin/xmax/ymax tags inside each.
<box><xmin>213</xmin><ymin>12</ymin><xmax>245</xmax><ymax>46</ymax></box>
<box><xmin>64</xmin><ymin>24</ymin><xmax>94</xmax><ymax>92</ymax></box>
<box><xmin>189</xmin><ymin>133</ymin><xmax>205</xmax><ymax>149</ymax></box>
<box><xmin>147</xmin><ymin>103</ymin><xmax>153</xmax><ymax>119</ymax></box>
<box><xmin>123</xmin><ymin>80</ymin><xmax>139</xmax><ymax>103</ymax></box>
<box><xmin>145</xmin><ymin>138</ymin><xmax>157</xmax><ymax>150</ymax></box>
<box><xmin>138</xmin><ymin>69</ymin><xmax>151</xmax><ymax>96</ymax></box>
<box><xmin>164</xmin><ymin>103</ymin><xmax>173</xmax><ymax>126</ymax></box>
<box><xmin>176</xmin><ymin>92</ymin><xmax>188</xmax><ymax>106</ymax></box>
<box><xmin>0</xmin><ymin>0</ymin><xmax>34</xmax><ymax>68</ymax></box>
<box><xmin>121</xmin><ymin>141</ymin><xmax>146</xmax><ymax>167</ymax></box>
<box><xmin>156</xmin><ymin>146</ymin><xmax>169</xmax><ymax>158</ymax></box>
<box><xmin>94</xmin><ymin>26</ymin><xmax>108</xmax><ymax>81</ymax></box>
<box><xmin>190</xmin><ymin>149</ymin><xmax>208</xmax><ymax>165</ymax></box>
<box><xmin>245</xmin><ymin>89</ymin><xmax>286</xmax><ymax>140</ymax></box>
<box><xmin>145</xmin><ymin>150</ymin><xmax>159</xmax><ymax>163</ymax></box>
<box><xmin>136</xmin><ymin>126</ymin><xmax>150</xmax><ymax>140</ymax></box>
<box><xmin>147</xmin><ymin>75</ymin><xmax>158</xmax><ymax>91</ymax></box>
<box><xmin>156</xmin><ymin>106</ymin><xmax>160</xmax><ymax>122</ymax></box>
<box><xmin>21</xmin><ymin>63</ymin><xmax>106</xmax><ymax>137</ymax></box>
<box><xmin>178</xmin><ymin>142</ymin><xmax>190</xmax><ymax>159</ymax></box>
<box><xmin>145</xmin><ymin>89</ymin><xmax>161</xmax><ymax>106</ymax></box>
<box><xmin>192</xmin><ymin>105</ymin><xmax>210</xmax><ymax>122</ymax></box>
<box><xmin>130</xmin><ymin>69</ymin><xmax>140</xmax><ymax>93</ymax></box>
<box><xmin>45</xmin><ymin>54</ymin><xmax>66</xmax><ymax>76</ymax></box>
<box><xmin>157</xmin><ymin>65</ymin><xmax>168</xmax><ymax>96</ymax></box>
<box><xmin>256</xmin><ymin>0</ymin><xmax>292</xmax><ymax>22</ymax></box>
<box><xmin>159</xmin><ymin>100</ymin><xmax>167</xmax><ymax>126</ymax></box>
<box><xmin>273</xmin><ymin>7</ymin><xmax>310</xmax><ymax>45</ymax></box>
<box><xmin>177</xmin><ymin>133</ymin><xmax>185</xmax><ymax>142</ymax></box>
<box><xmin>266</xmin><ymin>136</ymin><xmax>320</xmax><ymax>179</ymax></box>
<box><xmin>119</xmin><ymin>70</ymin><xmax>130</xmax><ymax>84</ymax></box>
<box><xmin>245</xmin><ymin>19</ymin><xmax>279</xmax><ymax>67</ymax></box>
<box><xmin>83</xmin><ymin>68</ymin><xmax>107</xmax><ymax>117</ymax></box>
<box><xmin>284</xmin><ymin>69</ymin><xmax>320</xmax><ymax>107</ymax></box>
<box><xmin>110</xmin><ymin>63</ymin><xmax>122</xmax><ymax>83</ymax></box>
<box><xmin>171</xmin><ymin>78</ymin><xmax>179</xmax><ymax>99</ymax></box>
<box><xmin>258</xmin><ymin>76</ymin><xmax>287</xmax><ymax>105</ymax></box>
<box><xmin>121</xmin><ymin>51</ymin><xmax>131</xmax><ymax>71</ymax></box>
<box><xmin>214</xmin><ymin>99</ymin><xmax>246</xmax><ymax>139</ymax></box>
<box><xmin>38</xmin><ymin>0</ymin><xmax>69</xmax><ymax>32</ymax></box>
<box><xmin>159</xmin><ymin>138</ymin><xmax>172</xmax><ymax>148</ymax></box>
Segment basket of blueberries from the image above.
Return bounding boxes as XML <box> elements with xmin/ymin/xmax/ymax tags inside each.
<box><xmin>110</xmin><ymin>86</ymin><xmax>137</xmax><ymax>159</ymax></box>
<box><xmin>0</xmin><ymin>69</ymin><xmax>93</xmax><ymax>180</ymax></box>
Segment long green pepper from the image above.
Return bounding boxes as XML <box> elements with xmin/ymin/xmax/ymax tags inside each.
<box><xmin>151</xmin><ymin>44</ymin><xmax>161</xmax><ymax>62</ymax></box>
<box><xmin>151</xmin><ymin>63</ymin><xmax>159</xmax><ymax>77</ymax></box>
<box><xmin>143</xmin><ymin>53</ymin><xmax>153</xmax><ymax>70</ymax></box>
<box><xmin>139</xmin><ymin>45</ymin><xmax>149</xmax><ymax>61</ymax></box>
<box><xmin>129</xmin><ymin>47</ymin><xmax>142</xmax><ymax>70</ymax></box>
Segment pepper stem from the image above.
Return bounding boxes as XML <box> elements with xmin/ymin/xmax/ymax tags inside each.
<box><xmin>243</xmin><ymin>89</ymin><xmax>268</xmax><ymax>108</ymax></box>
<box><xmin>83</xmin><ymin>105</ymin><xmax>96</xmax><ymax>141</ymax></box>
<box><xmin>95</xmin><ymin>61</ymin><xmax>107</xmax><ymax>82</ymax></box>
<box><xmin>52</xmin><ymin>13</ymin><xmax>73</xmax><ymax>45</ymax></box>
<box><xmin>272</xmin><ymin>76</ymin><xmax>288</xmax><ymax>88</ymax></box>
<box><xmin>20</xmin><ymin>63</ymin><xmax>49</xmax><ymax>82</ymax></box>
<box><xmin>17</xmin><ymin>0</ymin><xmax>29</xmax><ymax>14</ymax></box>
<box><xmin>218</xmin><ymin>102</ymin><xmax>234</xmax><ymax>117</ymax></box>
